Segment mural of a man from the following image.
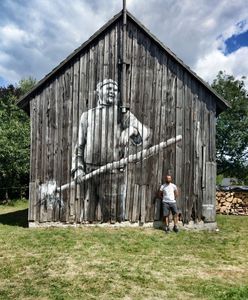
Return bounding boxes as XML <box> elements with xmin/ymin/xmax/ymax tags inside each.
<box><xmin>72</xmin><ymin>78</ymin><xmax>150</xmax><ymax>222</ymax></box>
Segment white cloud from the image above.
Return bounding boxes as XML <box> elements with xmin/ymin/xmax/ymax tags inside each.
<box><xmin>217</xmin><ymin>19</ymin><xmax>248</xmax><ymax>55</ymax></box>
<box><xmin>0</xmin><ymin>0</ymin><xmax>122</xmax><ymax>85</ymax></box>
<box><xmin>0</xmin><ymin>25</ymin><xmax>28</xmax><ymax>44</ymax></box>
<box><xmin>126</xmin><ymin>0</ymin><xmax>248</xmax><ymax>85</ymax></box>
<box><xmin>0</xmin><ymin>0</ymin><xmax>247</xmax><ymax>88</ymax></box>
<box><xmin>195</xmin><ymin>47</ymin><xmax>248</xmax><ymax>86</ymax></box>
<box><xmin>220</xmin><ymin>19</ymin><xmax>248</xmax><ymax>41</ymax></box>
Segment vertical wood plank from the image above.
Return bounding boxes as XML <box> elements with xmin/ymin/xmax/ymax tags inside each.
<box><xmin>71</xmin><ymin>59</ymin><xmax>80</xmax><ymax>222</ymax></box>
<box><xmin>132</xmin><ymin>184</ymin><xmax>139</xmax><ymax>222</ymax></box>
<box><xmin>40</xmin><ymin>89</ymin><xmax>47</xmax><ymax>222</ymax></box>
<box><xmin>140</xmin><ymin>185</ymin><xmax>146</xmax><ymax>223</ymax></box>
<box><xmin>46</xmin><ymin>83</ymin><xmax>54</xmax><ymax>222</ymax></box>
<box><xmin>126</xmin><ymin>23</ymin><xmax>138</xmax><ymax>221</ymax></box>
<box><xmin>53</xmin><ymin>77</ymin><xmax>61</xmax><ymax>221</ymax></box>
<box><xmin>57</xmin><ymin>74</ymin><xmax>66</xmax><ymax>221</ymax></box>
<box><xmin>203</xmin><ymin>162</ymin><xmax>216</xmax><ymax>222</ymax></box>
<box><xmin>28</xmin><ymin>98</ymin><xmax>37</xmax><ymax>221</ymax></box>
<box><xmin>154</xmin><ymin>198</ymin><xmax>161</xmax><ymax>221</ymax></box>
<box><xmin>175</xmin><ymin>65</ymin><xmax>183</xmax><ymax>213</ymax></box>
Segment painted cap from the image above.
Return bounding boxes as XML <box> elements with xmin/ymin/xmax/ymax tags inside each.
<box><xmin>96</xmin><ymin>79</ymin><xmax>118</xmax><ymax>91</ymax></box>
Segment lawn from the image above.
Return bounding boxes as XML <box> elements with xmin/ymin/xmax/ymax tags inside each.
<box><xmin>0</xmin><ymin>200</ymin><xmax>247</xmax><ymax>300</ymax></box>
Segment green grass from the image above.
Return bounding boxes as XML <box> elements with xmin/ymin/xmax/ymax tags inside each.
<box><xmin>0</xmin><ymin>201</ymin><xmax>248</xmax><ymax>299</ymax></box>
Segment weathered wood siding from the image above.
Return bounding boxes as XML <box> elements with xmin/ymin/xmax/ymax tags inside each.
<box><xmin>28</xmin><ymin>17</ymin><xmax>216</xmax><ymax>224</ymax></box>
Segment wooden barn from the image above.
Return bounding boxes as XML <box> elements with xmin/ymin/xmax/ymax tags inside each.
<box><xmin>17</xmin><ymin>8</ymin><xmax>229</xmax><ymax>227</ymax></box>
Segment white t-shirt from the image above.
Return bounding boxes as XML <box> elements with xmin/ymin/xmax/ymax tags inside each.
<box><xmin>160</xmin><ymin>183</ymin><xmax>177</xmax><ymax>203</ymax></box>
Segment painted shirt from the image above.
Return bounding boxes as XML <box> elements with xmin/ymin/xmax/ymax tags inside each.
<box><xmin>72</xmin><ymin>104</ymin><xmax>150</xmax><ymax>172</ymax></box>
<box><xmin>160</xmin><ymin>183</ymin><xmax>177</xmax><ymax>203</ymax></box>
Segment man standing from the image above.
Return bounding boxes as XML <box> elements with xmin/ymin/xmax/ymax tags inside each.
<box><xmin>71</xmin><ymin>78</ymin><xmax>150</xmax><ymax>222</ymax></box>
<box><xmin>159</xmin><ymin>175</ymin><xmax>179</xmax><ymax>233</ymax></box>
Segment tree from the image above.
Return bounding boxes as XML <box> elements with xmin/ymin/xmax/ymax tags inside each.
<box><xmin>212</xmin><ymin>71</ymin><xmax>248</xmax><ymax>182</ymax></box>
<box><xmin>0</xmin><ymin>78</ymin><xmax>36</xmax><ymax>200</ymax></box>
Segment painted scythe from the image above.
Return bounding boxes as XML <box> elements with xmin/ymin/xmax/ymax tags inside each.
<box><xmin>40</xmin><ymin>135</ymin><xmax>182</xmax><ymax>204</ymax></box>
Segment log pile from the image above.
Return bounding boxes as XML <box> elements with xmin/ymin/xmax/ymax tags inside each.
<box><xmin>216</xmin><ymin>191</ymin><xmax>248</xmax><ymax>215</ymax></box>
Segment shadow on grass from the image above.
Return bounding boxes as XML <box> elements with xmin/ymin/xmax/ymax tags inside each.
<box><xmin>0</xmin><ymin>209</ymin><xmax>28</xmax><ymax>227</ymax></box>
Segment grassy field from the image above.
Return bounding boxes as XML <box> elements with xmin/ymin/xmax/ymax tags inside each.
<box><xmin>0</xmin><ymin>200</ymin><xmax>247</xmax><ymax>300</ymax></box>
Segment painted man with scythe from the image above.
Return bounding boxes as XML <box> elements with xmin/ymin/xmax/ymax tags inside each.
<box><xmin>71</xmin><ymin>79</ymin><xmax>151</xmax><ymax>222</ymax></box>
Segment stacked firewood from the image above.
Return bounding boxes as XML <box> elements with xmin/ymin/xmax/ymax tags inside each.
<box><xmin>216</xmin><ymin>191</ymin><xmax>248</xmax><ymax>215</ymax></box>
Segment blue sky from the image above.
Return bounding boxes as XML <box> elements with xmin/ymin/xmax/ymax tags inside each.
<box><xmin>224</xmin><ymin>30</ymin><xmax>248</xmax><ymax>54</ymax></box>
<box><xmin>0</xmin><ymin>0</ymin><xmax>248</xmax><ymax>88</ymax></box>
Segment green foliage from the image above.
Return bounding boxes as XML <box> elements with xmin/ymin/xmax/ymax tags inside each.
<box><xmin>212</xmin><ymin>71</ymin><xmax>248</xmax><ymax>181</ymax></box>
<box><xmin>0</xmin><ymin>78</ymin><xmax>36</xmax><ymax>199</ymax></box>
<box><xmin>216</xmin><ymin>174</ymin><xmax>224</xmax><ymax>185</ymax></box>
<box><xmin>19</xmin><ymin>77</ymin><xmax>36</xmax><ymax>95</ymax></box>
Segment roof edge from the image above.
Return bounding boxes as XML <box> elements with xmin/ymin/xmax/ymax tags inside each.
<box><xmin>126</xmin><ymin>11</ymin><xmax>231</xmax><ymax>111</ymax></box>
<box><xmin>17</xmin><ymin>9</ymin><xmax>230</xmax><ymax>112</ymax></box>
<box><xmin>17</xmin><ymin>10</ymin><xmax>123</xmax><ymax>110</ymax></box>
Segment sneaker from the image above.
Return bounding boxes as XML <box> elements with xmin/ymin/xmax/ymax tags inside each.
<box><xmin>173</xmin><ymin>225</ymin><xmax>179</xmax><ymax>233</ymax></box>
<box><xmin>164</xmin><ymin>226</ymin><xmax>170</xmax><ymax>233</ymax></box>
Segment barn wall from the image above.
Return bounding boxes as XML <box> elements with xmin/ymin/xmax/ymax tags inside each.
<box><xmin>125</xmin><ymin>20</ymin><xmax>216</xmax><ymax>223</ymax></box>
<box><xmin>28</xmin><ymin>17</ymin><xmax>216</xmax><ymax>224</ymax></box>
<box><xmin>29</xmin><ymin>20</ymin><xmax>123</xmax><ymax>223</ymax></box>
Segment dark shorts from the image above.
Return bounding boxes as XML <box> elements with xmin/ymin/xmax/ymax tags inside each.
<box><xmin>162</xmin><ymin>202</ymin><xmax>178</xmax><ymax>217</ymax></box>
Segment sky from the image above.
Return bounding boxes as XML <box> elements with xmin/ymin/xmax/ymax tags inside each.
<box><xmin>0</xmin><ymin>0</ymin><xmax>248</xmax><ymax>88</ymax></box>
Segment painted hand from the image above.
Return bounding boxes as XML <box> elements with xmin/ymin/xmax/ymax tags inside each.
<box><xmin>130</xmin><ymin>126</ymin><xmax>138</xmax><ymax>136</ymax></box>
<box><xmin>120</xmin><ymin>128</ymin><xmax>130</xmax><ymax>146</ymax></box>
<box><xmin>120</xmin><ymin>126</ymin><xmax>139</xmax><ymax>146</ymax></box>
<box><xmin>74</xmin><ymin>168</ymin><xmax>85</xmax><ymax>183</ymax></box>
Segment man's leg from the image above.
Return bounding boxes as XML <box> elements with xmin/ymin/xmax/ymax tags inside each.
<box><xmin>171</xmin><ymin>203</ymin><xmax>179</xmax><ymax>232</ymax></box>
<box><xmin>163</xmin><ymin>216</ymin><xmax>169</xmax><ymax>226</ymax></box>
<box><xmin>162</xmin><ymin>202</ymin><xmax>170</xmax><ymax>233</ymax></box>
<box><xmin>173</xmin><ymin>214</ymin><xmax>178</xmax><ymax>225</ymax></box>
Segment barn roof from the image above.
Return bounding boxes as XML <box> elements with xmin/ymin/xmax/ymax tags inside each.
<box><xmin>17</xmin><ymin>10</ymin><xmax>230</xmax><ymax>113</ymax></box>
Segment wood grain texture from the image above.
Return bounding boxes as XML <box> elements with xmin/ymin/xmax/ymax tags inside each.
<box><xmin>27</xmin><ymin>17</ymin><xmax>218</xmax><ymax>225</ymax></box>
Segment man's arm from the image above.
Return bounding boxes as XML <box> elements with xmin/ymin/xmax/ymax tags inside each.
<box><xmin>158</xmin><ymin>190</ymin><xmax>163</xmax><ymax>199</ymax></box>
<box><xmin>174</xmin><ymin>186</ymin><xmax>179</xmax><ymax>199</ymax></box>
<box><xmin>71</xmin><ymin>112</ymin><xmax>87</xmax><ymax>177</ymax></box>
<box><xmin>129</xmin><ymin>112</ymin><xmax>150</xmax><ymax>145</ymax></box>
<box><xmin>120</xmin><ymin>112</ymin><xmax>151</xmax><ymax>147</ymax></box>
<box><xmin>158</xmin><ymin>185</ymin><xmax>164</xmax><ymax>199</ymax></box>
